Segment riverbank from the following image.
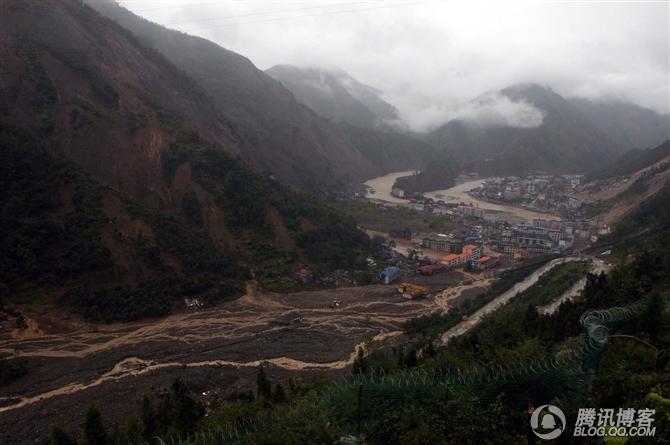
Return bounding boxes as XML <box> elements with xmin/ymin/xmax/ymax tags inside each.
<box><xmin>363</xmin><ymin>170</ymin><xmax>415</xmax><ymax>203</ymax></box>
<box><xmin>364</xmin><ymin>171</ymin><xmax>561</xmax><ymax>223</ymax></box>
<box><xmin>424</xmin><ymin>178</ymin><xmax>561</xmax><ymax>222</ymax></box>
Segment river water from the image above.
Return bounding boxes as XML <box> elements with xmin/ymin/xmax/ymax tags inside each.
<box><xmin>363</xmin><ymin>170</ymin><xmax>415</xmax><ymax>203</ymax></box>
<box><xmin>365</xmin><ymin>171</ymin><xmax>559</xmax><ymax>222</ymax></box>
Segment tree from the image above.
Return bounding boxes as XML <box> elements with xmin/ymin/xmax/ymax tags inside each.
<box><xmin>51</xmin><ymin>427</ymin><xmax>77</xmax><ymax>445</ymax></box>
<box><xmin>256</xmin><ymin>367</ymin><xmax>272</xmax><ymax>400</ymax></box>
<box><xmin>170</xmin><ymin>378</ymin><xmax>205</xmax><ymax>434</ymax></box>
<box><xmin>524</xmin><ymin>304</ymin><xmax>539</xmax><ymax>335</ymax></box>
<box><xmin>404</xmin><ymin>348</ymin><xmax>418</xmax><ymax>368</ymax></box>
<box><xmin>641</xmin><ymin>292</ymin><xmax>666</xmax><ymax>341</ymax></box>
<box><xmin>352</xmin><ymin>347</ymin><xmax>367</xmax><ymax>374</ymax></box>
<box><xmin>141</xmin><ymin>395</ymin><xmax>157</xmax><ymax>442</ymax></box>
<box><xmin>84</xmin><ymin>405</ymin><xmax>107</xmax><ymax>445</ymax></box>
<box><xmin>273</xmin><ymin>383</ymin><xmax>286</xmax><ymax>404</ymax></box>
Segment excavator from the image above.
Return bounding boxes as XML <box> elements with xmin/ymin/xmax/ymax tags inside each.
<box><xmin>397</xmin><ymin>283</ymin><xmax>430</xmax><ymax>300</ymax></box>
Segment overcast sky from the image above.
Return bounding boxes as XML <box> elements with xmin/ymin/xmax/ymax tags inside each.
<box><xmin>119</xmin><ymin>0</ymin><xmax>669</xmax><ymax>130</ymax></box>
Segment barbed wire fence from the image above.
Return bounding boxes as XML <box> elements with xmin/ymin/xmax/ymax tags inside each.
<box><xmin>158</xmin><ymin>296</ymin><xmax>657</xmax><ymax>444</ymax></box>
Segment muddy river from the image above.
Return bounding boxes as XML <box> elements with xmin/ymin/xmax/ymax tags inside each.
<box><xmin>365</xmin><ymin>172</ymin><xmax>560</xmax><ymax>222</ymax></box>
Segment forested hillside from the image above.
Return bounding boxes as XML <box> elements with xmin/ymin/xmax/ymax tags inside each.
<box><xmin>428</xmin><ymin>84</ymin><xmax>624</xmax><ymax>175</ymax></box>
<box><xmin>265</xmin><ymin>65</ymin><xmax>399</xmax><ymax>129</ymax></box>
<box><xmin>0</xmin><ymin>0</ymin><xmax>373</xmax><ymax>320</ymax></box>
<box><xmin>86</xmin><ymin>0</ymin><xmax>456</xmax><ymax>191</ymax></box>
<box><xmin>570</xmin><ymin>98</ymin><xmax>670</xmax><ymax>150</ymax></box>
<box><xmin>587</xmin><ymin>140</ymin><xmax>670</xmax><ymax>181</ymax></box>
<box><xmin>47</xmin><ymin>219</ymin><xmax>670</xmax><ymax>443</ymax></box>
<box><xmin>392</xmin><ymin>159</ymin><xmax>461</xmax><ymax>194</ymax></box>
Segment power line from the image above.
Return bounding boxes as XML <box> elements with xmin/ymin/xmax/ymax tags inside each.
<box><xmin>121</xmin><ymin>0</ymin><xmax>368</xmax><ymax>14</ymax></box>
<box><xmin>176</xmin><ymin>1</ymin><xmax>434</xmax><ymax>31</ymax></box>
<box><xmin>163</xmin><ymin>2</ymin><xmax>369</xmax><ymax>26</ymax></box>
<box><xmin>122</xmin><ymin>1</ymin><xmax>234</xmax><ymax>13</ymax></box>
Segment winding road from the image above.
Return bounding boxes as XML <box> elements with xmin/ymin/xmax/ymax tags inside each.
<box><xmin>441</xmin><ymin>256</ymin><xmax>602</xmax><ymax>343</ymax></box>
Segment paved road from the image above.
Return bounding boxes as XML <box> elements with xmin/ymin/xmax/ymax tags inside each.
<box><xmin>440</xmin><ymin>256</ymin><xmax>595</xmax><ymax>343</ymax></box>
<box><xmin>538</xmin><ymin>258</ymin><xmax>609</xmax><ymax>315</ymax></box>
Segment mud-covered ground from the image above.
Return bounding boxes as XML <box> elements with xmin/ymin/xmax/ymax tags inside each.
<box><xmin>0</xmin><ymin>271</ymin><xmax>472</xmax><ymax>443</ymax></box>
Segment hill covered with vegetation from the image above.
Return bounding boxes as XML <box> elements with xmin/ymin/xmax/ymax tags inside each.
<box><xmin>47</xmin><ymin>226</ymin><xmax>670</xmax><ymax>443</ymax></box>
<box><xmin>0</xmin><ymin>0</ymin><xmax>374</xmax><ymax>320</ymax></box>
<box><xmin>44</xmin><ymin>186</ymin><xmax>670</xmax><ymax>442</ymax></box>
<box><xmin>587</xmin><ymin>140</ymin><xmax>670</xmax><ymax>181</ymax></box>
<box><xmin>427</xmin><ymin>84</ymin><xmax>626</xmax><ymax>176</ymax></box>
<box><xmin>391</xmin><ymin>159</ymin><xmax>460</xmax><ymax>195</ymax></box>
<box><xmin>85</xmin><ymin>0</ymin><xmax>456</xmax><ymax>192</ymax></box>
<box><xmin>265</xmin><ymin>65</ymin><xmax>400</xmax><ymax>129</ymax></box>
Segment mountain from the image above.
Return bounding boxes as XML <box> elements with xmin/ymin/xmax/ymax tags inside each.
<box><xmin>587</xmin><ymin>140</ymin><xmax>670</xmax><ymax>181</ymax></box>
<box><xmin>0</xmin><ymin>0</ymin><xmax>373</xmax><ymax>320</ymax></box>
<box><xmin>427</xmin><ymin>84</ymin><xmax>624</xmax><ymax>176</ymax></box>
<box><xmin>591</xmin><ymin>144</ymin><xmax>670</xmax><ymax>253</ymax></box>
<box><xmin>575</xmin><ymin>140</ymin><xmax>670</xmax><ymax>228</ymax></box>
<box><xmin>334</xmin><ymin>122</ymin><xmax>454</xmax><ymax>176</ymax></box>
<box><xmin>569</xmin><ymin>98</ymin><xmax>670</xmax><ymax>150</ymax></box>
<box><xmin>84</xmin><ymin>1</ymin><xmax>449</xmax><ymax>192</ymax></box>
<box><xmin>265</xmin><ymin>65</ymin><xmax>400</xmax><ymax>129</ymax></box>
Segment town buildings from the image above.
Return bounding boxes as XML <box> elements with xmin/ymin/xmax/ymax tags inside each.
<box><xmin>391</xmin><ymin>187</ymin><xmax>405</xmax><ymax>198</ymax></box>
<box><xmin>488</xmin><ymin>218</ymin><xmax>593</xmax><ymax>254</ymax></box>
<box><xmin>470</xmin><ymin>174</ymin><xmax>586</xmax><ymax>218</ymax></box>
<box><xmin>389</xmin><ymin>228</ymin><xmax>412</xmax><ymax>240</ymax></box>
<box><xmin>440</xmin><ymin>244</ymin><xmax>482</xmax><ymax>269</ymax></box>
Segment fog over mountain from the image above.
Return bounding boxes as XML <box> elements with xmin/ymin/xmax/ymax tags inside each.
<box><xmin>119</xmin><ymin>1</ymin><xmax>669</xmax><ymax>132</ymax></box>
<box><xmin>265</xmin><ymin>64</ymin><xmax>401</xmax><ymax>129</ymax></box>
<box><xmin>435</xmin><ymin>92</ymin><xmax>546</xmax><ymax>130</ymax></box>
<box><xmin>3</xmin><ymin>2</ymin><xmax>670</xmax><ymax>443</ymax></box>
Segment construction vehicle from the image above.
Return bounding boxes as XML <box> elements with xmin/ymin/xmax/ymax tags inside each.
<box><xmin>418</xmin><ymin>262</ymin><xmax>447</xmax><ymax>275</ymax></box>
<box><xmin>397</xmin><ymin>283</ymin><xmax>430</xmax><ymax>300</ymax></box>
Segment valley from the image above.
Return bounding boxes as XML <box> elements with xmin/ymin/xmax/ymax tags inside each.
<box><xmin>0</xmin><ymin>0</ymin><xmax>668</xmax><ymax>443</ymax></box>
<box><xmin>0</xmin><ymin>247</ymin><xmax>600</xmax><ymax>443</ymax></box>
<box><xmin>0</xmin><ymin>274</ymin><xmax>473</xmax><ymax>441</ymax></box>
<box><xmin>366</xmin><ymin>172</ymin><xmax>561</xmax><ymax>222</ymax></box>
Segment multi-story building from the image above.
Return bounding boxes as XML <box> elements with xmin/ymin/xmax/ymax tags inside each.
<box><xmin>440</xmin><ymin>244</ymin><xmax>482</xmax><ymax>269</ymax></box>
<box><xmin>422</xmin><ymin>234</ymin><xmax>463</xmax><ymax>253</ymax></box>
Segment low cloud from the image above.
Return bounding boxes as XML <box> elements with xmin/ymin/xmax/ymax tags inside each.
<box><xmin>122</xmin><ymin>1</ymin><xmax>669</xmax><ymax>132</ymax></box>
<box><xmin>449</xmin><ymin>94</ymin><xmax>545</xmax><ymax>129</ymax></box>
<box><xmin>387</xmin><ymin>93</ymin><xmax>545</xmax><ymax>132</ymax></box>
<box><xmin>304</xmin><ymin>77</ymin><xmax>336</xmax><ymax>97</ymax></box>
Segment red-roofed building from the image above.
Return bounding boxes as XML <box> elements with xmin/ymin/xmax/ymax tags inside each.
<box><xmin>476</xmin><ymin>255</ymin><xmax>500</xmax><ymax>271</ymax></box>
<box><xmin>463</xmin><ymin>244</ymin><xmax>482</xmax><ymax>260</ymax></box>
<box><xmin>441</xmin><ymin>244</ymin><xmax>483</xmax><ymax>269</ymax></box>
<box><xmin>441</xmin><ymin>254</ymin><xmax>461</xmax><ymax>268</ymax></box>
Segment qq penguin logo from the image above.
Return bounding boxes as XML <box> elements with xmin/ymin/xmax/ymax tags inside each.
<box><xmin>530</xmin><ymin>404</ymin><xmax>566</xmax><ymax>440</ymax></box>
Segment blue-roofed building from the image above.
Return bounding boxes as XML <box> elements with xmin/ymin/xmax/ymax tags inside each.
<box><xmin>380</xmin><ymin>266</ymin><xmax>401</xmax><ymax>284</ymax></box>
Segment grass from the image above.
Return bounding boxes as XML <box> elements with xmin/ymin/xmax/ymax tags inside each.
<box><xmin>512</xmin><ymin>260</ymin><xmax>590</xmax><ymax>308</ymax></box>
<box><xmin>333</xmin><ymin>200</ymin><xmax>461</xmax><ymax>234</ymax></box>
